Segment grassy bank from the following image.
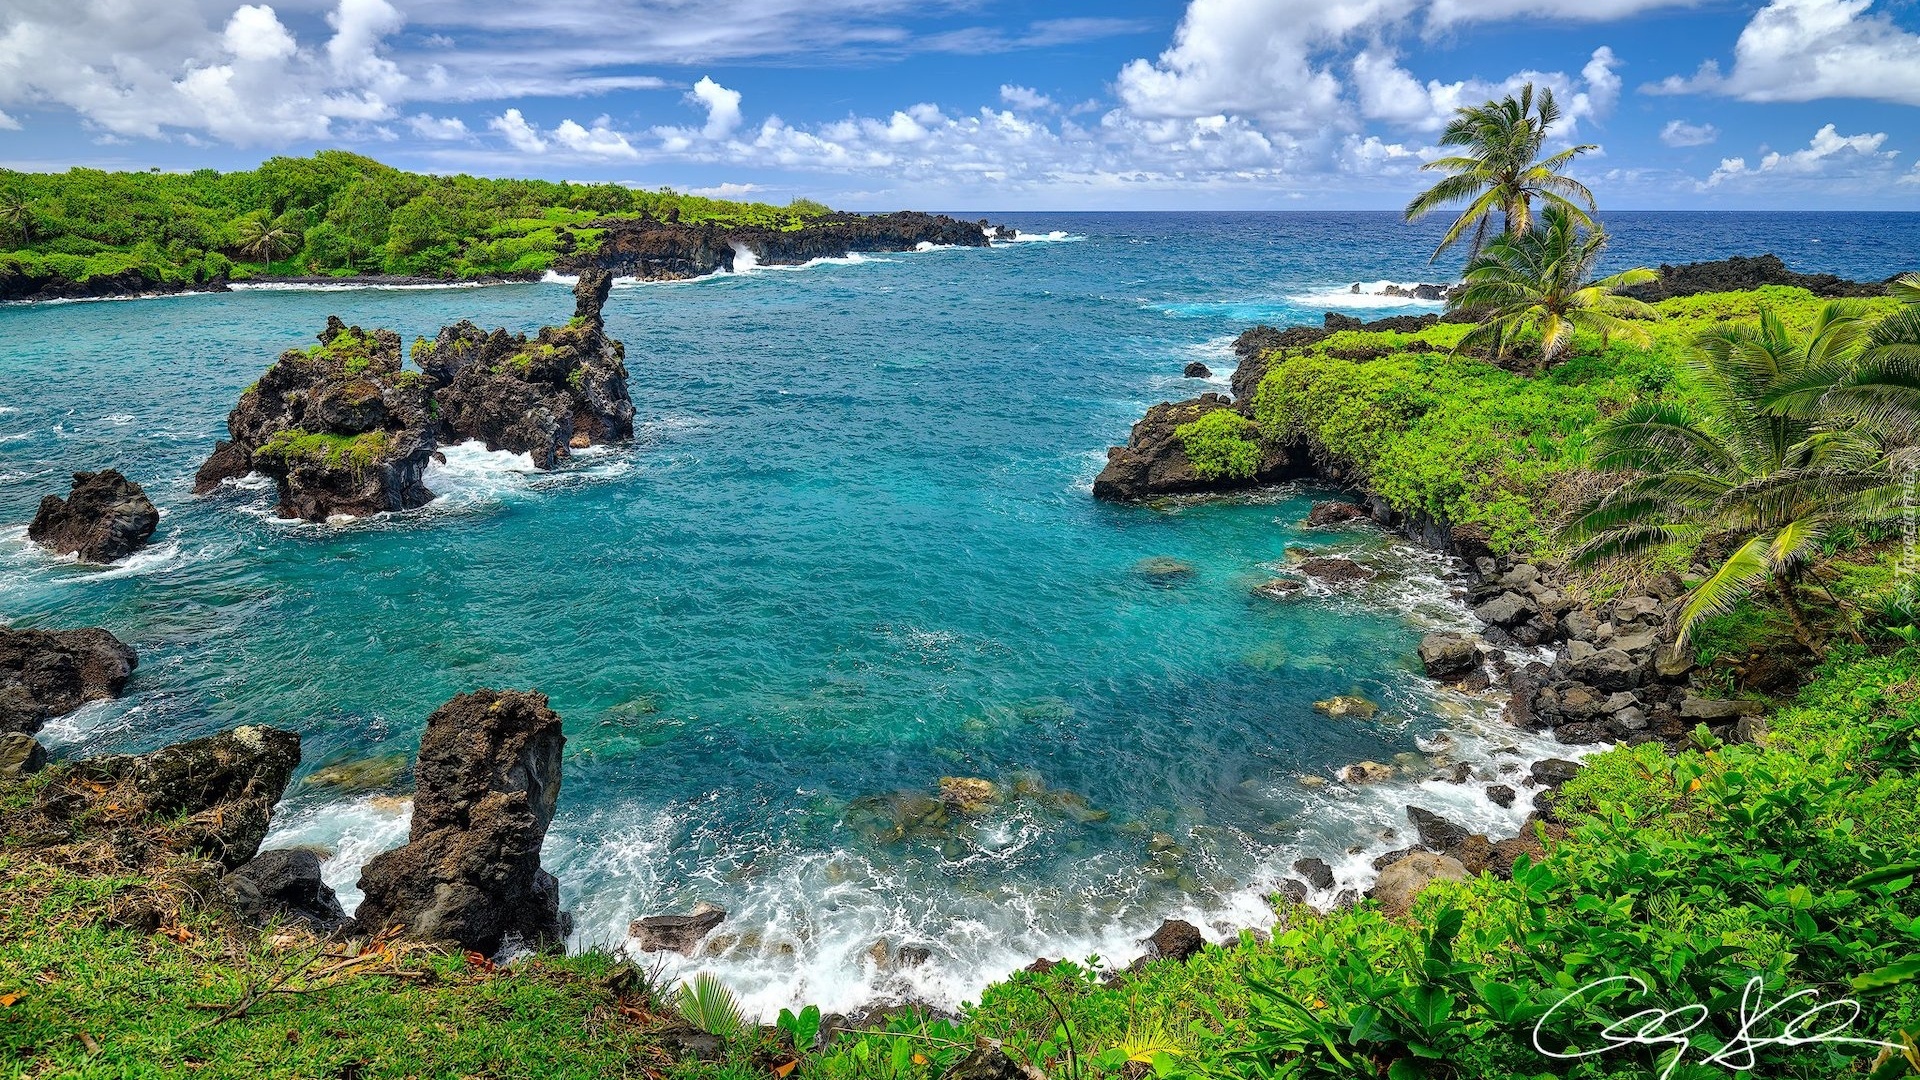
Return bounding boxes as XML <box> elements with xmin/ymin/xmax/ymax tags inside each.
<box><xmin>0</xmin><ymin>152</ymin><xmax>830</xmax><ymax>292</ymax></box>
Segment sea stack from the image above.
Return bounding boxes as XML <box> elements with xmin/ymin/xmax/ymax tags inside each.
<box><xmin>28</xmin><ymin>469</ymin><xmax>159</xmax><ymax>563</ymax></box>
<box><xmin>352</xmin><ymin>689</ymin><xmax>571</xmax><ymax>953</ymax></box>
<box><xmin>194</xmin><ymin>317</ymin><xmax>437</xmax><ymax>521</ymax></box>
<box><xmin>412</xmin><ymin>269</ymin><xmax>634</xmax><ymax>469</ymax></box>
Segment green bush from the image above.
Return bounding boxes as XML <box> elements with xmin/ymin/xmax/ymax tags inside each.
<box><xmin>1176</xmin><ymin>409</ymin><xmax>1264</xmax><ymax>480</ymax></box>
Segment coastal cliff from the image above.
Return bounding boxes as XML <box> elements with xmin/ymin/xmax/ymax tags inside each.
<box><xmin>560</xmin><ymin>211</ymin><xmax>991</xmax><ymax>280</ymax></box>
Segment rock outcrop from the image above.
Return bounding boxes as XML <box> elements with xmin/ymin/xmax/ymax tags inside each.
<box><xmin>1144</xmin><ymin>918</ymin><xmax>1205</xmax><ymax>962</ymax></box>
<box><xmin>1369</xmin><ymin>851</ymin><xmax>1468</xmax><ymax>917</ymax></box>
<box><xmin>413</xmin><ymin>271</ymin><xmax>634</xmax><ymax>468</ymax></box>
<box><xmin>69</xmin><ymin>725</ymin><xmax>302</xmax><ymax>869</ymax></box>
<box><xmin>1619</xmin><ymin>254</ymin><xmax>1890</xmax><ymax>303</ymax></box>
<box><xmin>630</xmin><ymin>903</ymin><xmax>726</xmax><ymax>955</ymax></box>
<box><xmin>28</xmin><ymin>470</ymin><xmax>159</xmax><ymax>563</ymax></box>
<box><xmin>0</xmin><ymin>626</ymin><xmax>138</xmax><ymax>736</ymax></box>
<box><xmin>194</xmin><ymin>317</ymin><xmax>436</xmax><ymax>521</ymax></box>
<box><xmin>567</xmin><ymin>211</ymin><xmax>988</xmax><ymax>280</ymax></box>
<box><xmin>354</xmin><ymin>689</ymin><xmax>570</xmax><ymax>953</ymax></box>
<box><xmin>1091</xmin><ymin>395</ymin><xmax>1298</xmax><ymax>500</ymax></box>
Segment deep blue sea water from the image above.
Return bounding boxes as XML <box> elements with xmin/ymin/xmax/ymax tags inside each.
<box><xmin>4</xmin><ymin>212</ymin><xmax>1916</xmax><ymax>1012</ymax></box>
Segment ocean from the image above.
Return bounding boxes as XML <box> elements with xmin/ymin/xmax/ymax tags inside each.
<box><xmin>3</xmin><ymin>211</ymin><xmax>1915</xmax><ymax>1015</ymax></box>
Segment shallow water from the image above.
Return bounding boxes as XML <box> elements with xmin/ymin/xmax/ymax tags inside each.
<box><xmin>4</xmin><ymin>211</ymin><xmax>1915</xmax><ymax>1015</ymax></box>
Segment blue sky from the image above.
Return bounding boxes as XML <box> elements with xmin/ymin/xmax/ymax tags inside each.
<box><xmin>1</xmin><ymin>0</ymin><xmax>1917</xmax><ymax>209</ymax></box>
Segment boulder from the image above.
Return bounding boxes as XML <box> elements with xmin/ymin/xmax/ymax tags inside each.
<box><xmin>1276</xmin><ymin>878</ymin><xmax>1309</xmax><ymax>904</ymax></box>
<box><xmin>1183</xmin><ymin>361</ymin><xmax>1212</xmax><ymax>378</ymax></box>
<box><xmin>1292</xmin><ymin>856</ymin><xmax>1335</xmax><ymax>890</ymax></box>
<box><xmin>1299</xmin><ymin>557</ymin><xmax>1375</xmax><ymax>584</ymax></box>
<box><xmin>0</xmin><ymin>732</ymin><xmax>47</xmax><ymax>778</ymax></box>
<box><xmin>28</xmin><ymin>470</ymin><xmax>159</xmax><ymax>563</ymax></box>
<box><xmin>946</xmin><ymin>1044</ymin><xmax>1045</xmax><ymax>1080</ymax></box>
<box><xmin>1406</xmin><ymin>807</ymin><xmax>1471</xmax><ymax>852</ymax></box>
<box><xmin>1305</xmin><ymin>501</ymin><xmax>1369</xmax><ymax>528</ymax></box>
<box><xmin>219</xmin><ymin>848</ymin><xmax>347</xmax><ymax>932</ymax></box>
<box><xmin>71</xmin><ymin>725</ymin><xmax>301</xmax><ymax>869</ymax></box>
<box><xmin>631</xmin><ymin>903</ymin><xmax>727</xmax><ymax>955</ymax></box>
<box><xmin>353</xmin><ymin>689</ymin><xmax>570</xmax><ymax>952</ymax></box>
<box><xmin>1145</xmin><ymin>918</ymin><xmax>1205</xmax><ymax>962</ymax></box>
<box><xmin>1530</xmin><ymin>758</ymin><xmax>1582</xmax><ymax>787</ymax></box>
<box><xmin>1679</xmin><ymin>694</ymin><xmax>1766</xmax><ymax>720</ymax></box>
<box><xmin>1417</xmin><ymin>633</ymin><xmax>1480</xmax><ymax>680</ymax></box>
<box><xmin>194</xmin><ymin>317</ymin><xmax>437</xmax><ymax>521</ymax></box>
<box><xmin>1091</xmin><ymin>395</ymin><xmax>1295</xmax><ymax>501</ymax></box>
<box><xmin>0</xmin><ymin>626</ymin><xmax>137</xmax><ymax>736</ymax></box>
<box><xmin>413</xmin><ymin>271</ymin><xmax>635</xmax><ymax>469</ymax></box>
<box><xmin>1473</xmin><ymin>592</ymin><xmax>1535</xmax><ymax>627</ymax></box>
<box><xmin>1566</xmin><ymin>648</ymin><xmax>1647</xmax><ymax>691</ymax></box>
<box><xmin>1486</xmin><ymin>784</ymin><xmax>1516</xmax><ymax>808</ymax></box>
<box><xmin>1370</xmin><ymin>852</ymin><xmax>1469</xmax><ymax>917</ymax></box>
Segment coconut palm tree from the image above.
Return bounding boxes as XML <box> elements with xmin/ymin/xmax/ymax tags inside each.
<box><xmin>1564</xmin><ymin>303</ymin><xmax>1898</xmax><ymax>649</ymax></box>
<box><xmin>234</xmin><ymin>214</ymin><xmax>297</xmax><ymax>275</ymax></box>
<box><xmin>0</xmin><ymin>194</ymin><xmax>32</xmax><ymax>245</ymax></box>
<box><xmin>1405</xmin><ymin>84</ymin><xmax>1599</xmax><ymax>261</ymax></box>
<box><xmin>1449</xmin><ymin>205</ymin><xmax>1659</xmax><ymax>371</ymax></box>
<box><xmin>1765</xmin><ymin>273</ymin><xmax>1920</xmax><ymax>434</ymax></box>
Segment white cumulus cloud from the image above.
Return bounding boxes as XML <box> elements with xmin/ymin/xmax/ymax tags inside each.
<box><xmin>1704</xmin><ymin>123</ymin><xmax>1897</xmax><ymax>187</ymax></box>
<box><xmin>999</xmin><ymin>85</ymin><xmax>1053</xmax><ymax>111</ymax></box>
<box><xmin>689</xmin><ymin>75</ymin><xmax>743</xmax><ymax>139</ymax></box>
<box><xmin>1651</xmin><ymin>0</ymin><xmax>1920</xmax><ymax>105</ymax></box>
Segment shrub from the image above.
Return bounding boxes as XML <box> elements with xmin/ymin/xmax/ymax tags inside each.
<box><xmin>1175</xmin><ymin>409</ymin><xmax>1263</xmax><ymax>480</ymax></box>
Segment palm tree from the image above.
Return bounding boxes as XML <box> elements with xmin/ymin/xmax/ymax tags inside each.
<box><xmin>1564</xmin><ymin>303</ymin><xmax>1897</xmax><ymax>649</ymax></box>
<box><xmin>234</xmin><ymin>214</ymin><xmax>296</xmax><ymax>275</ymax></box>
<box><xmin>1765</xmin><ymin>273</ymin><xmax>1920</xmax><ymax>434</ymax></box>
<box><xmin>1449</xmin><ymin>205</ymin><xmax>1659</xmax><ymax>371</ymax></box>
<box><xmin>0</xmin><ymin>194</ymin><xmax>32</xmax><ymax>245</ymax></box>
<box><xmin>1405</xmin><ymin>84</ymin><xmax>1599</xmax><ymax>261</ymax></box>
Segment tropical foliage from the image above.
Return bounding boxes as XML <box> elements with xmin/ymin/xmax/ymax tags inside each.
<box><xmin>1450</xmin><ymin>205</ymin><xmax>1659</xmax><ymax>370</ymax></box>
<box><xmin>1404</xmin><ymin>84</ymin><xmax>1598</xmax><ymax>260</ymax></box>
<box><xmin>1566</xmin><ymin>299</ymin><xmax>1911</xmax><ymax>648</ymax></box>
<box><xmin>0</xmin><ymin>151</ymin><xmax>833</xmax><ymax>291</ymax></box>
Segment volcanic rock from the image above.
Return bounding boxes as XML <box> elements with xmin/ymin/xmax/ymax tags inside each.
<box><xmin>1305</xmin><ymin>501</ymin><xmax>1369</xmax><ymax>528</ymax></box>
<box><xmin>219</xmin><ymin>848</ymin><xmax>348</xmax><ymax>932</ymax></box>
<box><xmin>1530</xmin><ymin>758</ymin><xmax>1582</xmax><ymax>787</ymax></box>
<box><xmin>1292</xmin><ymin>856</ymin><xmax>1335</xmax><ymax>890</ymax></box>
<box><xmin>0</xmin><ymin>626</ymin><xmax>138</xmax><ymax>736</ymax></box>
<box><xmin>1314</xmin><ymin>694</ymin><xmax>1379</xmax><ymax>720</ymax></box>
<box><xmin>1145</xmin><ymin>918</ymin><xmax>1205</xmax><ymax>962</ymax></box>
<box><xmin>1092</xmin><ymin>395</ymin><xmax>1296</xmax><ymax>500</ymax></box>
<box><xmin>1183</xmin><ymin>361</ymin><xmax>1212</xmax><ymax>378</ymax></box>
<box><xmin>28</xmin><ymin>470</ymin><xmax>158</xmax><ymax>563</ymax></box>
<box><xmin>1619</xmin><ymin>254</ymin><xmax>1889</xmax><ymax>303</ymax></box>
<box><xmin>1486</xmin><ymin>784</ymin><xmax>1515</xmax><ymax>808</ymax></box>
<box><xmin>0</xmin><ymin>732</ymin><xmax>47</xmax><ymax>778</ymax></box>
<box><xmin>70</xmin><ymin>725</ymin><xmax>301</xmax><ymax>869</ymax></box>
<box><xmin>632</xmin><ymin>903</ymin><xmax>727</xmax><ymax>955</ymax></box>
<box><xmin>571</xmin><ymin>211</ymin><xmax>988</xmax><ymax>281</ymax></box>
<box><xmin>354</xmin><ymin>689</ymin><xmax>570</xmax><ymax>952</ymax></box>
<box><xmin>1417</xmin><ymin>633</ymin><xmax>1480</xmax><ymax>680</ymax></box>
<box><xmin>1299</xmin><ymin>557</ymin><xmax>1375</xmax><ymax>584</ymax></box>
<box><xmin>194</xmin><ymin>316</ymin><xmax>436</xmax><ymax>521</ymax></box>
<box><xmin>1407</xmin><ymin>807</ymin><xmax>1471</xmax><ymax>852</ymax></box>
<box><xmin>414</xmin><ymin>270</ymin><xmax>634</xmax><ymax>469</ymax></box>
<box><xmin>1370</xmin><ymin>852</ymin><xmax>1468</xmax><ymax>917</ymax></box>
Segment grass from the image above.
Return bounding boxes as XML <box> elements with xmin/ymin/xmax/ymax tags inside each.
<box><xmin>254</xmin><ymin>429</ymin><xmax>390</xmax><ymax>472</ymax></box>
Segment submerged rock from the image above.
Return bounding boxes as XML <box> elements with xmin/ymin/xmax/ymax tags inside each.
<box><xmin>1313</xmin><ymin>695</ymin><xmax>1379</xmax><ymax>720</ymax></box>
<box><xmin>0</xmin><ymin>626</ymin><xmax>138</xmax><ymax>736</ymax></box>
<box><xmin>1298</xmin><ymin>557</ymin><xmax>1375</xmax><ymax>585</ymax></box>
<box><xmin>413</xmin><ymin>270</ymin><xmax>634</xmax><ymax>468</ymax></box>
<box><xmin>939</xmin><ymin>776</ymin><xmax>1000</xmax><ymax>815</ymax></box>
<box><xmin>631</xmin><ymin>903</ymin><xmax>727</xmax><ymax>955</ymax></box>
<box><xmin>194</xmin><ymin>317</ymin><xmax>436</xmax><ymax>522</ymax></box>
<box><xmin>29</xmin><ymin>470</ymin><xmax>158</xmax><ymax>563</ymax></box>
<box><xmin>354</xmin><ymin>689</ymin><xmax>570</xmax><ymax>952</ymax></box>
<box><xmin>1339</xmin><ymin>761</ymin><xmax>1396</xmax><ymax>784</ymax></box>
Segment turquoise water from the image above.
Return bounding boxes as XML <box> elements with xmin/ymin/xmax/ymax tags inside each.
<box><xmin>4</xmin><ymin>212</ymin><xmax>1915</xmax><ymax>1012</ymax></box>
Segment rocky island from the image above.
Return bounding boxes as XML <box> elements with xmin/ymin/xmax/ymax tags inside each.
<box><xmin>27</xmin><ymin>469</ymin><xmax>159</xmax><ymax>563</ymax></box>
<box><xmin>193</xmin><ymin>270</ymin><xmax>631</xmax><ymax>521</ymax></box>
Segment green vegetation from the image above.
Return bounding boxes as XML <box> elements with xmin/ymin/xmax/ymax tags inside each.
<box><xmin>1453</xmin><ymin>205</ymin><xmax>1659</xmax><ymax>369</ymax></box>
<box><xmin>0</xmin><ymin>151</ymin><xmax>834</xmax><ymax>292</ymax></box>
<box><xmin>1176</xmin><ymin>410</ymin><xmax>1264</xmax><ymax>480</ymax></box>
<box><xmin>1404</xmin><ymin>84</ymin><xmax>1597</xmax><ymax>260</ymax></box>
<box><xmin>254</xmin><ymin>429</ymin><xmax>390</xmax><ymax>472</ymax></box>
<box><xmin>1567</xmin><ymin>297</ymin><xmax>1911</xmax><ymax>647</ymax></box>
